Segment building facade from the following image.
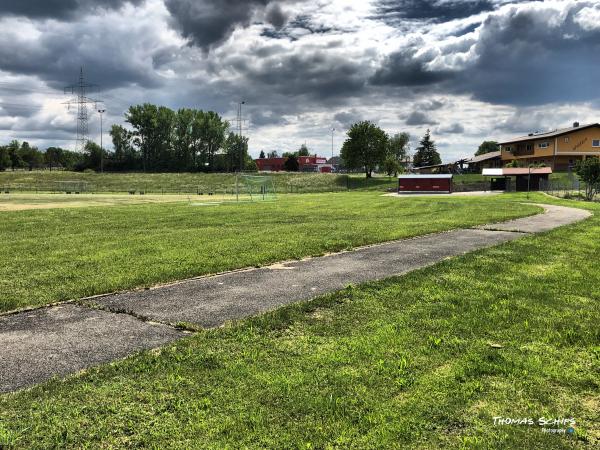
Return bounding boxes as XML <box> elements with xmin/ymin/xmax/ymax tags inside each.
<box><xmin>500</xmin><ymin>122</ymin><xmax>600</xmax><ymax>170</ymax></box>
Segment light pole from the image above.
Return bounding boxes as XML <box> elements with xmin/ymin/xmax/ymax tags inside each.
<box><xmin>238</xmin><ymin>101</ymin><xmax>245</xmax><ymax>171</ymax></box>
<box><xmin>97</xmin><ymin>108</ymin><xmax>106</xmax><ymax>173</ymax></box>
<box><xmin>331</xmin><ymin>127</ymin><xmax>335</xmax><ymax>162</ymax></box>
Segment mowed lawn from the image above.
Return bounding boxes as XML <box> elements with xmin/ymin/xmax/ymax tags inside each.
<box><xmin>0</xmin><ymin>192</ymin><xmax>540</xmax><ymax>313</ymax></box>
<box><xmin>0</xmin><ymin>193</ymin><xmax>597</xmax><ymax>449</ymax></box>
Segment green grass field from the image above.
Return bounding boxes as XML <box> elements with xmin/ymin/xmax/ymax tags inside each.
<box><xmin>0</xmin><ymin>192</ymin><xmax>539</xmax><ymax>313</ymax></box>
<box><xmin>0</xmin><ymin>170</ymin><xmax>398</xmax><ymax>194</ymax></box>
<box><xmin>0</xmin><ymin>170</ymin><xmax>581</xmax><ymax>195</ymax></box>
<box><xmin>0</xmin><ymin>193</ymin><xmax>597</xmax><ymax>449</ymax></box>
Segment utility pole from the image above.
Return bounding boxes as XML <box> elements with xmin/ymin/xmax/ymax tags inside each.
<box><xmin>64</xmin><ymin>67</ymin><xmax>100</xmax><ymax>152</ymax></box>
<box><xmin>97</xmin><ymin>108</ymin><xmax>106</xmax><ymax>173</ymax></box>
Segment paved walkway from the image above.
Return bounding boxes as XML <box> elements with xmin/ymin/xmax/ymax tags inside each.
<box><xmin>0</xmin><ymin>204</ymin><xmax>591</xmax><ymax>393</ymax></box>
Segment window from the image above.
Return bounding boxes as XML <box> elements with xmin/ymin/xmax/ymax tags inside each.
<box><xmin>564</xmin><ymin>137</ymin><xmax>569</xmax><ymax>143</ymax></box>
<box><xmin>592</xmin><ymin>139</ymin><xmax>600</xmax><ymax>147</ymax></box>
<box><xmin>538</xmin><ymin>142</ymin><xmax>549</xmax><ymax>149</ymax></box>
<box><xmin>526</xmin><ymin>144</ymin><xmax>533</xmax><ymax>151</ymax></box>
<box><xmin>504</xmin><ymin>146</ymin><xmax>512</xmax><ymax>152</ymax></box>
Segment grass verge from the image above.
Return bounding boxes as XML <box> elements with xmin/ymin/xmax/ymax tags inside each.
<box><xmin>0</xmin><ymin>193</ymin><xmax>597</xmax><ymax>448</ymax></box>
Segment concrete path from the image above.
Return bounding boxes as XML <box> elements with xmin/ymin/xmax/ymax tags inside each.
<box><xmin>0</xmin><ymin>204</ymin><xmax>591</xmax><ymax>393</ymax></box>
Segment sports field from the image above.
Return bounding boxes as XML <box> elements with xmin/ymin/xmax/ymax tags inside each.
<box><xmin>0</xmin><ymin>191</ymin><xmax>540</xmax><ymax>313</ymax></box>
<box><xmin>0</xmin><ymin>192</ymin><xmax>597</xmax><ymax>449</ymax></box>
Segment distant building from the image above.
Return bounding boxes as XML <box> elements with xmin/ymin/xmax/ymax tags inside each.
<box><xmin>466</xmin><ymin>150</ymin><xmax>502</xmax><ymax>172</ymax></box>
<box><xmin>255</xmin><ymin>157</ymin><xmax>286</xmax><ymax>172</ymax></box>
<box><xmin>255</xmin><ymin>155</ymin><xmax>333</xmax><ymax>173</ymax></box>
<box><xmin>499</xmin><ymin>122</ymin><xmax>600</xmax><ymax>171</ymax></box>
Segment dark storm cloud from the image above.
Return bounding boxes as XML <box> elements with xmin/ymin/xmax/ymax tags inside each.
<box><xmin>334</xmin><ymin>110</ymin><xmax>364</xmax><ymax>129</ymax></box>
<box><xmin>404</xmin><ymin>111</ymin><xmax>438</xmax><ymax>125</ymax></box>
<box><xmin>371</xmin><ymin>47</ymin><xmax>453</xmax><ymax>86</ymax></box>
<box><xmin>437</xmin><ymin>122</ymin><xmax>464</xmax><ymax>133</ymax></box>
<box><xmin>0</xmin><ymin>0</ymin><xmax>142</xmax><ymax>20</ymax></box>
<box><xmin>265</xmin><ymin>3</ymin><xmax>288</xmax><ymax>28</ymax></box>
<box><xmin>372</xmin><ymin>2</ymin><xmax>600</xmax><ymax>107</ymax></box>
<box><xmin>0</xmin><ymin>17</ymin><xmax>171</xmax><ymax>91</ymax></box>
<box><xmin>166</xmin><ymin>0</ymin><xmax>297</xmax><ymax>49</ymax></box>
<box><xmin>451</xmin><ymin>4</ymin><xmax>600</xmax><ymax>106</ymax></box>
<box><xmin>232</xmin><ymin>51</ymin><xmax>369</xmax><ymax>102</ymax></box>
<box><xmin>374</xmin><ymin>0</ymin><xmax>494</xmax><ymax>25</ymax></box>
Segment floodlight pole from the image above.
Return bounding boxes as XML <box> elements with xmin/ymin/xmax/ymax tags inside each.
<box><xmin>97</xmin><ymin>108</ymin><xmax>106</xmax><ymax>173</ymax></box>
<box><xmin>331</xmin><ymin>128</ymin><xmax>335</xmax><ymax>161</ymax></box>
<box><xmin>238</xmin><ymin>101</ymin><xmax>246</xmax><ymax>171</ymax></box>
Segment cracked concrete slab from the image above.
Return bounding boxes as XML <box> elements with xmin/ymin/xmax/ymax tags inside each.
<box><xmin>0</xmin><ymin>304</ymin><xmax>184</xmax><ymax>393</ymax></box>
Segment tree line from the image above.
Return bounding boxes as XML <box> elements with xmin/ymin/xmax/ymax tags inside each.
<box><xmin>340</xmin><ymin>121</ymin><xmax>441</xmax><ymax>177</ymax></box>
<box><xmin>0</xmin><ymin>104</ymin><xmax>255</xmax><ymax>173</ymax></box>
<box><xmin>109</xmin><ymin>104</ymin><xmax>254</xmax><ymax>172</ymax></box>
<box><xmin>0</xmin><ymin>140</ymin><xmax>84</xmax><ymax>171</ymax></box>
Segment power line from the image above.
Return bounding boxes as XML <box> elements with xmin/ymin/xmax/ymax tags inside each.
<box><xmin>63</xmin><ymin>67</ymin><xmax>102</xmax><ymax>152</ymax></box>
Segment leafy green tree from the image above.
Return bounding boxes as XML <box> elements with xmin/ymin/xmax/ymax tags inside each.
<box><xmin>259</xmin><ymin>150</ymin><xmax>266</xmax><ymax>159</ymax></box>
<box><xmin>284</xmin><ymin>154</ymin><xmax>299</xmax><ymax>171</ymax></box>
<box><xmin>385</xmin><ymin>132</ymin><xmax>410</xmax><ymax>176</ymax></box>
<box><xmin>341</xmin><ymin>121</ymin><xmax>388</xmax><ymax>177</ymax></box>
<box><xmin>18</xmin><ymin>142</ymin><xmax>44</xmax><ymax>171</ymax></box>
<box><xmin>224</xmin><ymin>132</ymin><xmax>249</xmax><ymax>172</ymax></box>
<box><xmin>199</xmin><ymin>111</ymin><xmax>228</xmax><ymax>171</ymax></box>
<box><xmin>45</xmin><ymin>147</ymin><xmax>62</xmax><ymax>171</ymax></box>
<box><xmin>7</xmin><ymin>140</ymin><xmax>24</xmax><ymax>170</ymax></box>
<box><xmin>413</xmin><ymin>130</ymin><xmax>441</xmax><ymax>167</ymax></box>
<box><xmin>298</xmin><ymin>144</ymin><xmax>310</xmax><ymax>156</ymax></box>
<box><xmin>172</xmin><ymin>109</ymin><xmax>196</xmax><ymax>170</ymax></box>
<box><xmin>0</xmin><ymin>146</ymin><xmax>10</xmax><ymax>171</ymax></box>
<box><xmin>382</xmin><ymin>155</ymin><xmax>401</xmax><ymax>177</ymax></box>
<box><xmin>475</xmin><ymin>140</ymin><xmax>499</xmax><ymax>156</ymax></box>
<box><xmin>83</xmin><ymin>141</ymin><xmax>104</xmax><ymax>171</ymax></box>
<box><xmin>109</xmin><ymin>125</ymin><xmax>137</xmax><ymax>170</ymax></box>
<box><xmin>267</xmin><ymin>150</ymin><xmax>279</xmax><ymax>158</ymax></box>
<box><xmin>575</xmin><ymin>157</ymin><xmax>600</xmax><ymax>201</ymax></box>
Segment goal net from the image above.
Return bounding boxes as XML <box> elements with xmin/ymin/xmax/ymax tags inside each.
<box><xmin>239</xmin><ymin>174</ymin><xmax>276</xmax><ymax>201</ymax></box>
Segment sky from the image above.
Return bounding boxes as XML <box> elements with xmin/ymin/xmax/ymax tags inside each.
<box><xmin>0</xmin><ymin>0</ymin><xmax>599</xmax><ymax>162</ymax></box>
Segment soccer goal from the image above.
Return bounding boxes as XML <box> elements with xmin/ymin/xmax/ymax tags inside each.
<box><xmin>238</xmin><ymin>174</ymin><xmax>276</xmax><ymax>202</ymax></box>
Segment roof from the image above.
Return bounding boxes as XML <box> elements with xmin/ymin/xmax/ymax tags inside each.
<box><xmin>467</xmin><ymin>150</ymin><xmax>501</xmax><ymax>163</ymax></box>
<box><xmin>398</xmin><ymin>174</ymin><xmax>453</xmax><ymax>179</ymax></box>
<box><xmin>499</xmin><ymin>123</ymin><xmax>600</xmax><ymax>145</ymax></box>
<box><xmin>482</xmin><ymin>168</ymin><xmax>552</xmax><ymax>176</ymax></box>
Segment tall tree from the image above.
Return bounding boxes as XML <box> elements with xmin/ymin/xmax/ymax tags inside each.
<box><xmin>172</xmin><ymin>109</ymin><xmax>195</xmax><ymax>171</ymax></box>
<box><xmin>0</xmin><ymin>146</ymin><xmax>10</xmax><ymax>171</ymax></box>
<box><xmin>575</xmin><ymin>156</ymin><xmax>600</xmax><ymax>201</ymax></box>
<box><xmin>413</xmin><ymin>130</ymin><xmax>441</xmax><ymax>167</ymax></box>
<box><xmin>475</xmin><ymin>140</ymin><xmax>499</xmax><ymax>156</ymax></box>
<box><xmin>7</xmin><ymin>140</ymin><xmax>24</xmax><ymax>170</ymax></box>
<box><xmin>224</xmin><ymin>132</ymin><xmax>249</xmax><ymax>172</ymax></box>
<box><xmin>340</xmin><ymin>121</ymin><xmax>388</xmax><ymax>177</ymax></box>
<box><xmin>385</xmin><ymin>132</ymin><xmax>410</xmax><ymax>176</ymax></box>
<box><xmin>283</xmin><ymin>154</ymin><xmax>299</xmax><ymax>171</ymax></box>
<box><xmin>110</xmin><ymin>125</ymin><xmax>136</xmax><ymax>170</ymax></box>
<box><xmin>298</xmin><ymin>144</ymin><xmax>310</xmax><ymax>156</ymax></box>
<box><xmin>267</xmin><ymin>150</ymin><xmax>279</xmax><ymax>158</ymax></box>
<box><xmin>259</xmin><ymin>150</ymin><xmax>266</xmax><ymax>159</ymax></box>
